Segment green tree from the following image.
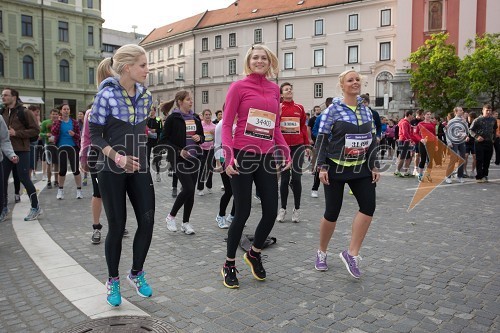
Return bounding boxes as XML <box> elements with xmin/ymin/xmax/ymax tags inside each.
<box><xmin>406</xmin><ymin>33</ymin><xmax>466</xmax><ymax>115</ymax></box>
<box><xmin>460</xmin><ymin>33</ymin><xmax>500</xmax><ymax>110</ymax></box>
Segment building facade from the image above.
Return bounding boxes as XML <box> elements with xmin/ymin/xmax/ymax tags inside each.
<box><xmin>141</xmin><ymin>0</ymin><xmax>398</xmax><ymax>115</ymax></box>
<box><xmin>0</xmin><ymin>0</ymin><xmax>103</xmax><ymax>117</ymax></box>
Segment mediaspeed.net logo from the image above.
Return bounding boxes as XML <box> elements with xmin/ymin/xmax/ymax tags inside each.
<box><xmin>408</xmin><ymin>124</ymin><xmax>466</xmax><ymax>211</ymax></box>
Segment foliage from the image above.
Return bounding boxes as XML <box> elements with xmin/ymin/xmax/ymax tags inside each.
<box><xmin>406</xmin><ymin>33</ymin><xmax>466</xmax><ymax>116</ymax></box>
<box><xmin>460</xmin><ymin>33</ymin><xmax>500</xmax><ymax>110</ymax></box>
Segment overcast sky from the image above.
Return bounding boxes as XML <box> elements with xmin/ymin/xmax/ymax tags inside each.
<box><xmin>101</xmin><ymin>0</ymin><xmax>234</xmax><ymax>35</ymax></box>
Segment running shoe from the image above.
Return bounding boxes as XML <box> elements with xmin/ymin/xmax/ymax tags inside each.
<box><xmin>393</xmin><ymin>171</ymin><xmax>402</xmax><ymax>177</ymax></box>
<box><xmin>315</xmin><ymin>250</ymin><xmax>328</xmax><ymax>271</ymax></box>
<box><xmin>216</xmin><ymin>215</ymin><xmax>229</xmax><ymax>229</ymax></box>
<box><xmin>339</xmin><ymin>250</ymin><xmax>362</xmax><ymax>279</ymax></box>
<box><xmin>221</xmin><ymin>264</ymin><xmax>239</xmax><ymax>289</ymax></box>
<box><xmin>445</xmin><ymin>177</ymin><xmax>452</xmax><ymax>184</ymax></box>
<box><xmin>166</xmin><ymin>215</ymin><xmax>177</xmax><ymax>232</ymax></box>
<box><xmin>76</xmin><ymin>189</ymin><xmax>83</xmax><ymax>199</ymax></box>
<box><xmin>181</xmin><ymin>222</ymin><xmax>195</xmax><ymax>235</ymax></box>
<box><xmin>56</xmin><ymin>188</ymin><xmax>64</xmax><ymax>200</ymax></box>
<box><xmin>106</xmin><ymin>277</ymin><xmax>121</xmax><ymax>306</ymax></box>
<box><xmin>311</xmin><ymin>190</ymin><xmax>318</xmax><ymax>198</ymax></box>
<box><xmin>46</xmin><ymin>182</ymin><xmax>52</xmax><ymax>189</ymax></box>
<box><xmin>91</xmin><ymin>229</ymin><xmax>101</xmax><ymax>244</ymax></box>
<box><xmin>291</xmin><ymin>208</ymin><xmax>300</xmax><ymax>223</ymax></box>
<box><xmin>127</xmin><ymin>270</ymin><xmax>152</xmax><ymax>297</ymax></box>
<box><xmin>15</xmin><ymin>194</ymin><xmax>21</xmax><ymax>203</ymax></box>
<box><xmin>244</xmin><ymin>250</ymin><xmax>266</xmax><ymax>281</ymax></box>
<box><xmin>24</xmin><ymin>207</ymin><xmax>42</xmax><ymax>221</ymax></box>
<box><xmin>197</xmin><ymin>190</ymin><xmax>205</xmax><ymax>196</ymax></box>
<box><xmin>457</xmin><ymin>177</ymin><xmax>464</xmax><ymax>183</ymax></box>
<box><xmin>418</xmin><ymin>174</ymin><xmax>424</xmax><ymax>182</ymax></box>
<box><xmin>0</xmin><ymin>207</ymin><xmax>8</xmax><ymax>223</ymax></box>
<box><xmin>156</xmin><ymin>173</ymin><xmax>161</xmax><ymax>182</ymax></box>
<box><xmin>403</xmin><ymin>172</ymin><xmax>413</xmax><ymax>178</ymax></box>
<box><xmin>82</xmin><ymin>177</ymin><xmax>88</xmax><ymax>186</ymax></box>
<box><xmin>226</xmin><ymin>214</ymin><xmax>234</xmax><ymax>224</ymax></box>
<box><xmin>276</xmin><ymin>208</ymin><xmax>286</xmax><ymax>223</ymax></box>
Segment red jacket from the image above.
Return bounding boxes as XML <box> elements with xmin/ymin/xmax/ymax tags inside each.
<box><xmin>398</xmin><ymin>118</ymin><xmax>418</xmax><ymax>143</ymax></box>
<box><xmin>280</xmin><ymin>100</ymin><xmax>309</xmax><ymax>147</ymax></box>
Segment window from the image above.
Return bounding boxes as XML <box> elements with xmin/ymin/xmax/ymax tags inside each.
<box><xmin>87</xmin><ymin>0</ymin><xmax>93</xmax><ymax>8</ymax></box>
<box><xmin>284</xmin><ymin>53</ymin><xmax>293</xmax><ymax>70</ymax></box>
<box><xmin>88</xmin><ymin>67</ymin><xmax>95</xmax><ymax>85</ymax></box>
<box><xmin>59</xmin><ymin>21</ymin><xmax>69</xmax><ymax>42</ymax></box>
<box><xmin>23</xmin><ymin>55</ymin><xmax>34</xmax><ymax>79</ymax></box>
<box><xmin>158</xmin><ymin>70</ymin><xmax>164</xmax><ymax>84</ymax></box>
<box><xmin>202</xmin><ymin>91</ymin><xmax>209</xmax><ymax>104</ymax></box>
<box><xmin>314</xmin><ymin>19</ymin><xmax>324</xmax><ymax>36</ymax></box>
<box><xmin>380</xmin><ymin>42</ymin><xmax>391</xmax><ymax>61</ymax></box>
<box><xmin>285</xmin><ymin>24</ymin><xmax>293</xmax><ymax>40</ymax></box>
<box><xmin>88</xmin><ymin>26</ymin><xmax>94</xmax><ymax>46</ymax></box>
<box><xmin>0</xmin><ymin>11</ymin><xmax>3</xmax><ymax>33</ymax></box>
<box><xmin>229</xmin><ymin>59</ymin><xmax>236</xmax><ymax>75</ymax></box>
<box><xmin>177</xmin><ymin>66</ymin><xmax>184</xmax><ymax>80</ymax></box>
<box><xmin>254</xmin><ymin>29</ymin><xmax>262</xmax><ymax>44</ymax></box>
<box><xmin>148</xmin><ymin>73</ymin><xmax>154</xmax><ymax>86</ymax></box>
<box><xmin>314</xmin><ymin>83</ymin><xmax>323</xmax><ymax>99</ymax></box>
<box><xmin>149</xmin><ymin>51</ymin><xmax>154</xmax><ymax>63</ymax></box>
<box><xmin>60</xmin><ymin>59</ymin><xmax>70</xmax><ymax>82</ymax></box>
<box><xmin>22</xmin><ymin>15</ymin><xmax>33</xmax><ymax>37</ymax></box>
<box><xmin>215</xmin><ymin>35</ymin><xmax>222</xmax><ymax>49</ymax></box>
<box><xmin>381</xmin><ymin>9</ymin><xmax>391</xmax><ymax>26</ymax></box>
<box><xmin>158</xmin><ymin>48</ymin><xmax>163</xmax><ymax>61</ymax></box>
<box><xmin>167</xmin><ymin>46</ymin><xmax>173</xmax><ymax>59</ymax></box>
<box><xmin>349</xmin><ymin>14</ymin><xmax>358</xmax><ymax>31</ymax></box>
<box><xmin>229</xmin><ymin>33</ymin><xmax>236</xmax><ymax>47</ymax></box>
<box><xmin>348</xmin><ymin>46</ymin><xmax>358</xmax><ymax>64</ymax></box>
<box><xmin>202</xmin><ymin>38</ymin><xmax>208</xmax><ymax>51</ymax></box>
<box><xmin>0</xmin><ymin>53</ymin><xmax>4</xmax><ymax>77</ymax></box>
<box><xmin>201</xmin><ymin>62</ymin><xmax>209</xmax><ymax>78</ymax></box>
<box><xmin>178</xmin><ymin>43</ymin><xmax>184</xmax><ymax>56</ymax></box>
<box><xmin>314</xmin><ymin>49</ymin><xmax>324</xmax><ymax>67</ymax></box>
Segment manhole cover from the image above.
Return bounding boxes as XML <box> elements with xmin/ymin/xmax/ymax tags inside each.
<box><xmin>59</xmin><ymin>316</ymin><xmax>179</xmax><ymax>333</ymax></box>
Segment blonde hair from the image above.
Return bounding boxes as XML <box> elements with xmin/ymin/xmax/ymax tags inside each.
<box><xmin>96</xmin><ymin>44</ymin><xmax>146</xmax><ymax>85</ymax></box>
<box><xmin>243</xmin><ymin>44</ymin><xmax>279</xmax><ymax>78</ymax></box>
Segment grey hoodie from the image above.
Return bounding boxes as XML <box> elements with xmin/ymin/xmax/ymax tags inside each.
<box><xmin>0</xmin><ymin>116</ymin><xmax>16</xmax><ymax>162</ymax></box>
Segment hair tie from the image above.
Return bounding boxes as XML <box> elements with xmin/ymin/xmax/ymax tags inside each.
<box><xmin>110</xmin><ymin>57</ymin><xmax>114</xmax><ymax>67</ymax></box>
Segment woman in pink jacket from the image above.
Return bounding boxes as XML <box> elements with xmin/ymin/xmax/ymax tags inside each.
<box><xmin>220</xmin><ymin>44</ymin><xmax>291</xmax><ymax>289</ymax></box>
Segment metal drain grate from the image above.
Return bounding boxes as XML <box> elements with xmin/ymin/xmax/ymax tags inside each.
<box><xmin>59</xmin><ymin>316</ymin><xmax>179</xmax><ymax>333</ymax></box>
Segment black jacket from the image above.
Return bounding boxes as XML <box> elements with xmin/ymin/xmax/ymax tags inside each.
<box><xmin>159</xmin><ymin>110</ymin><xmax>204</xmax><ymax>164</ymax></box>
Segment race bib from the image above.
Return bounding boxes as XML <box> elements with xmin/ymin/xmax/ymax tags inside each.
<box><xmin>344</xmin><ymin>133</ymin><xmax>372</xmax><ymax>157</ymax></box>
<box><xmin>280</xmin><ymin>117</ymin><xmax>300</xmax><ymax>135</ymax></box>
<box><xmin>204</xmin><ymin>131</ymin><xmax>214</xmax><ymax>142</ymax></box>
<box><xmin>185</xmin><ymin>120</ymin><xmax>196</xmax><ymax>138</ymax></box>
<box><xmin>244</xmin><ymin>108</ymin><xmax>276</xmax><ymax>141</ymax></box>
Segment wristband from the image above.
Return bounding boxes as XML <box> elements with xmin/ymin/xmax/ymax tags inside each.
<box><xmin>114</xmin><ymin>154</ymin><xmax>123</xmax><ymax>167</ymax></box>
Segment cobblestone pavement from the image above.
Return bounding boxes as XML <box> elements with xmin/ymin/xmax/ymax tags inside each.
<box><xmin>0</xmin><ymin>164</ymin><xmax>499</xmax><ymax>332</ymax></box>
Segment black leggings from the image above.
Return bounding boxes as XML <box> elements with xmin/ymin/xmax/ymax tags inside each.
<box><xmin>2</xmin><ymin>152</ymin><xmax>38</xmax><ymax>209</ymax></box>
<box><xmin>197</xmin><ymin>149</ymin><xmax>214</xmax><ymax>190</ymax></box>
<box><xmin>58</xmin><ymin>146</ymin><xmax>80</xmax><ymax>177</ymax></box>
<box><xmin>227</xmin><ymin>150</ymin><xmax>278</xmax><ymax>258</ymax></box>
<box><xmin>323</xmin><ymin>163</ymin><xmax>376</xmax><ymax>222</ymax></box>
<box><xmin>280</xmin><ymin>145</ymin><xmax>304</xmax><ymax>210</ymax></box>
<box><xmin>98</xmin><ymin>171</ymin><xmax>155</xmax><ymax>278</ymax></box>
<box><xmin>418</xmin><ymin>141</ymin><xmax>435</xmax><ymax>170</ymax></box>
<box><xmin>170</xmin><ymin>157</ymin><xmax>200</xmax><ymax>222</ymax></box>
<box><xmin>219</xmin><ymin>171</ymin><xmax>235</xmax><ymax>217</ymax></box>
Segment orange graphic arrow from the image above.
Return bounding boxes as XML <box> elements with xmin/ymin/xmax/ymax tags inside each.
<box><xmin>408</xmin><ymin>126</ymin><xmax>465</xmax><ymax>211</ymax></box>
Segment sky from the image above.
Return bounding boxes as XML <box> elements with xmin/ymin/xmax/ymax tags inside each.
<box><xmin>101</xmin><ymin>0</ymin><xmax>234</xmax><ymax>35</ymax></box>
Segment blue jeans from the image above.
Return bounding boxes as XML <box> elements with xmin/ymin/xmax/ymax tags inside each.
<box><xmin>446</xmin><ymin>143</ymin><xmax>466</xmax><ymax>178</ymax></box>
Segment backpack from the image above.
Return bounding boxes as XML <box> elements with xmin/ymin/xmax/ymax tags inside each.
<box><xmin>1</xmin><ymin>106</ymin><xmax>38</xmax><ymax>142</ymax></box>
<box><xmin>238</xmin><ymin>234</ymin><xmax>277</xmax><ymax>252</ymax></box>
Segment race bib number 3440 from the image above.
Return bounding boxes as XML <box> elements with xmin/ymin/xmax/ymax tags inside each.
<box><xmin>244</xmin><ymin>108</ymin><xmax>276</xmax><ymax>141</ymax></box>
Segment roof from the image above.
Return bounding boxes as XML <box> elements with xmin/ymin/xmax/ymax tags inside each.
<box><xmin>140</xmin><ymin>0</ymin><xmax>359</xmax><ymax>44</ymax></box>
<box><xmin>140</xmin><ymin>12</ymin><xmax>206</xmax><ymax>45</ymax></box>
